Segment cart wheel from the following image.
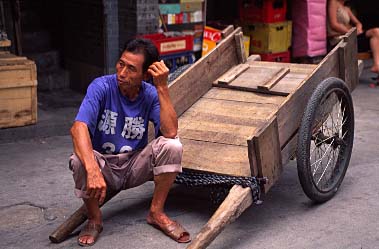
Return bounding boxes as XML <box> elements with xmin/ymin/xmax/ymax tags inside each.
<box><xmin>297</xmin><ymin>77</ymin><xmax>354</xmax><ymax>203</ymax></box>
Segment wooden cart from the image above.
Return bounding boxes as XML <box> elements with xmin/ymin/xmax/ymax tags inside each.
<box><xmin>50</xmin><ymin>27</ymin><xmax>358</xmax><ymax>249</ymax></box>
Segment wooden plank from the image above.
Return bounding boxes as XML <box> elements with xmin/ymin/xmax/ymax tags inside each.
<box><xmin>276</xmin><ymin>30</ymin><xmax>353</xmax><ymax>148</ymax></box>
<box><xmin>342</xmin><ymin>28</ymin><xmax>359</xmax><ymax>91</ymax></box>
<box><xmin>187</xmin><ymin>185</ymin><xmax>253</xmax><ymax>249</ymax></box>
<box><xmin>216</xmin><ymin>64</ymin><xmax>250</xmax><ymax>84</ymax></box>
<box><xmin>358</xmin><ymin>60</ymin><xmax>364</xmax><ymax>76</ymax></box>
<box><xmin>181</xmin><ymin>138</ymin><xmax>251</xmax><ymax>177</ymax></box>
<box><xmin>179</xmin><ymin>114</ymin><xmax>261</xmax><ymax>146</ymax></box>
<box><xmin>247</xmin><ymin>139</ymin><xmax>259</xmax><ymax>176</ymax></box>
<box><xmin>215</xmin><ymin>83</ymin><xmax>288</xmax><ymax>97</ymax></box>
<box><xmin>0</xmin><ymin>66</ymin><xmax>37</xmax><ymax>85</ymax></box>
<box><xmin>246</xmin><ymin>60</ymin><xmax>317</xmax><ymax>74</ymax></box>
<box><xmin>269</xmin><ymin>73</ymin><xmax>308</xmax><ymax>94</ymax></box>
<box><xmin>214</xmin><ymin>65</ymin><xmax>293</xmax><ymax>95</ymax></box>
<box><xmin>203</xmin><ymin>87</ymin><xmax>286</xmax><ymax>106</ymax></box>
<box><xmin>234</xmin><ymin>32</ymin><xmax>247</xmax><ymax>63</ymax></box>
<box><xmin>49</xmin><ymin>192</ymin><xmax>117</xmax><ymax>243</ymax></box>
<box><xmin>338</xmin><ymin>43</ymin><xmax>347</xmax><ymax>82</ymax></box>
<box><xmin>229</xmin><ymin>65</ymin><xmax>283</xmax><ymax>89</ymax></box>
<box><xmin>221</xmin><ymin>25</ymin><xmax>234</xmax><ymax>39</ymax></box>
<box><xmin>257</xmin><ymin>67</ymin><xmax>290</xmax><ymax>91</ymax></box>
<box><xmin>0</xmin><ymin>52</ymin><xmax>28</xmax><ymax>61</ymax></box>
<box><xmin>253</xmin><ymin>117</ymin><xmax>282</xmax><ymax>193</ymax></box>
<box><xmin>181</xmin><ymin>97</ymin><xmax>278</xmax><ymax>121</ymax></box>
<box><xmin>180</xmin><ymin>109</ymin><xmax>266</xmax><ymax>128</ymax></box>
<box><xmin>0</xmin><ymin>40</ymin><xmax>11</xmax><ymax>47</ymax></box>
<box><xmin>0</xmin><ymin>58</ymin><xmax>34</xmax><ymax>66</ymax></box>
<box><xmin>0</xmin><ymin>85</ymin><xmax>37</xmax><ymax>128</ymax></box>
<box><xmin>12</xmin><ymin>0</ymin><xmax>23</xmax><ymax>55</ymax></box>
<box><xmin>280</xmin><ymin>133</ymin><xmax>298</xmax><ymax>166</ymax></box>
<box><xmin>168</xmin><ymin>28</ymin><xmax>242</xmax><ymax>117</ymax></box>
<box><xmin>246</xmin><ymin>54</ymin><xmax>261</xmax><ymax>63</ymax></box>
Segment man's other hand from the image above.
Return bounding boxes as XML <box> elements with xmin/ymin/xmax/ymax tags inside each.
<box><xmin>147</xmin><ymin>60</ymin><xmax>169</xmax><ymax>88</ymax></box>
<box><xmin>86</xmin><ymin>167</ymin><xmax>107</xmax><ymax>205</ymax></box>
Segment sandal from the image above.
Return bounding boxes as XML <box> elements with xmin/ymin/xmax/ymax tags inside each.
<box><xmin>78</xmin><ymin>222</ymin><xmax>103</xmax><ymax>247</ymax></box>
<box><xmin>147</xmin><ymin>216</ymin><xmax>191</xmax><ymax>243</ymax></box>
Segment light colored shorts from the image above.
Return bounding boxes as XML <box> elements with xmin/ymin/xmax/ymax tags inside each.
<box><xmin>69</xmin><ymin>136</ymin><xmax>183</xmax><ymax>198</ymax></box>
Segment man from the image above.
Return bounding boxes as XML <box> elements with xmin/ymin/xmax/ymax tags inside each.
<box><xmin>69</xmin><ymin>38</ymin><xmax>190</xmax><ymax>246</ymax></box>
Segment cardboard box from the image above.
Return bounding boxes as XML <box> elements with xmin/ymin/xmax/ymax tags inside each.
<box><xmin>180</xmin><ymin>2</ymin><xmax>202</xmax><ymax>12</ymax></box>
<box><xmin>202</xmin><ymin>26</ymin><xmax>222</xmax><ymax>56</ymax></box>
<box><xmin>244</xmin><ymin>21</ymin><xmax>292</xmax><ymax>53</ymax></box>
<box><xmin>0</xmin><ymin>52</ymin><xmax>37</xmax><ymax>128</ymax></box>
<box><xmin>243</xmin><ymin>35</ymin><xmax>250</xmax><ymax>58</ymax></box>
<box><xmin>159</xmin><ymin>4</ymin><xmax>181</xmax><ymax>14</ymax></box>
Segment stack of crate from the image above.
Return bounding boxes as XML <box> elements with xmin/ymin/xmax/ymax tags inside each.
<box><xmin>141</xmin><ymin>32</ymin><xmax>195</xmax><ymax>72</ymax></box>
<box><xmin>0</xmin><ymin>52</ymin><xmax>37</xmax><ymax>128</ymax></box>
<box><xmin>240</xmin><ymin>0</ymin><xmax>291</xmax><ymax>62</ymax></box>
<box><xmin>156</xmin><ymin>0</ymin><xmax>205</xmax><ymax>72</ymax></box>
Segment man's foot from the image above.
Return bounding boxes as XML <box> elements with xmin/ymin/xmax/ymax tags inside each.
<box><xmin>78</xmin><ymin>221</ymin><xmax>103</xmax><ymax>247</ymax></box>
<box><xmin>146</xmin><ymin>212</ymin><xmax>191</xmax><ymax>243</ymax></box>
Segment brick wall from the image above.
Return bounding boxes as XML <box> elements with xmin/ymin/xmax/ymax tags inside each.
<box><xmin>104</xmin><ymin>0</ymin><xmax>119</xmax><ymax>74</ymax></box>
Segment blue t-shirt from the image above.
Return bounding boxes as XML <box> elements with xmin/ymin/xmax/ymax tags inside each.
<box><xmin>75</xmin><ymin>74</ymin><xmax>160</xmax><ymax>154</ymax></box>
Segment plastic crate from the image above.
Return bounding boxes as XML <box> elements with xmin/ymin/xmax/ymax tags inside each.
<box><xmin>239</xmin><ymin>0</ymin><xmax>287</xmax><ymax>23</ymax></box>
<box><xmin>243</xmin><ymin>21</ymin><xmax>292</xmax><ymax>53</ymax></box>
<box><xmin>161</xmin><ymin>51</ymin><xmax>195</xmax><ymax>72</ymax></box>
<box><xmin>259</xmin><ymin>51</ymin><xmax>290</xmax><ymax>62</ymax></box>
<box><xmin>141</xmin><ymin>33</ymin><xmax>193</xmax><ymax>55</ymax></box>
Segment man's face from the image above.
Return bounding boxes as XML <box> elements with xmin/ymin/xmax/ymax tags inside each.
<box><xmin>116</xmin><ymin>51</ymin><xmax>147</xmax><ymax>94</ymax></box>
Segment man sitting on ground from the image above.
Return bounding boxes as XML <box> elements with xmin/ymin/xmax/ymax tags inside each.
<box><xmin>69</xmin><ymin>38</ymin><xmax>190</xmax><ymax>246</ymax></box>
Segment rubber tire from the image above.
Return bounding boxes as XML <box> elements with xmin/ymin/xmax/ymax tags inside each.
<box><xmin>297</xmin><ymin>77</ymin><xmax>354</xmax><ymax>203</ymax></box>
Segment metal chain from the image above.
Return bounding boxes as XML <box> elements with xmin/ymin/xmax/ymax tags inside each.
<box><xmin>175</xmin><ymin>170</ymin><xmax>263</xmax><ymax>205</ymax></box>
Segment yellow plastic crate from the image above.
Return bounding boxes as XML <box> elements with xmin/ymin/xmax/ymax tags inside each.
<box><xmin>243</xmin><ymin>21</ymin><xmax>292</xmax><ymax>53</ymax></box>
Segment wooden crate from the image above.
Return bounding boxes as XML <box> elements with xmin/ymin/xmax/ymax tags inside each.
<box><xmin>0</xmin><ymin>52</ymin><xmax>37</xmax><ymax>128</ymax></box>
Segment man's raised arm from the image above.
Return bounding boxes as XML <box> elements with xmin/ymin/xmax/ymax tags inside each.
<box><xmin>147</xmin><ymin>60</ymin><xmax>178</xmax><ymax>139</ymax></box>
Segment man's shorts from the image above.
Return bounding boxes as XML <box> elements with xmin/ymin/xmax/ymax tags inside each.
<box><xmin>69</xmin><ymin>136</ymin><xmax>183</xmax><ymax>198</ymax></box>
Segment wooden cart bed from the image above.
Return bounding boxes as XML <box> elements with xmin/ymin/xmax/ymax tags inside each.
<box><xmin>170</xmin><ymin>27</ymin><xmax>358</xmax><ymax>192</ymax></box>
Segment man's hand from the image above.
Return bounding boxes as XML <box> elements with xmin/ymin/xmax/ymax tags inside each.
<box><xmin>357</xmin><ymin>24</ymin><xmax>364</xmax><ymax>35</ymax></box>
<box><xmin>147</xmin><ymin>60</ymin><xmax>169</xmax><ymax>88</ymax></box>
<box><xmin>86</xmin><ymin>167</ymin><xmax>107</xmax><ymax>205</ymax></box>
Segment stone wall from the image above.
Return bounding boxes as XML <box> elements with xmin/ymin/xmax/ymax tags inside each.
<box><xmin>62</xmin><ymin>0</ymin><xmax>105</xmax><ymax>93</ymax></box>
<box><xmin>118</xmin><ymin>0</ymin><xmax>159</xmax><ymax>54</ymax></box>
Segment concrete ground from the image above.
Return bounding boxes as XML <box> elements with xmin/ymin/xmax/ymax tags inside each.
<box><xmin>0</xmin><ymin>60</ymin><xmax>378</xmax><ymax>249</ymax></box>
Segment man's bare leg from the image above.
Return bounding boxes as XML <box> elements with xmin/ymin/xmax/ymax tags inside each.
<box><xmin>147</xmin><ymin>172</ymin><xmax>190</xmax><ymax>241</ymax></box>
<box><xmin>366</xmin><ymin>28</ymin><xmax>379</xmax><ymax>73</ymax></box>
<box><xmin>78</xmin><ymin>198</ymin><xmax>102</xmax><ymax>245</ymax></box>
<box><xmin>148</xmin><ymin>172</ymin><xmax>177</xmax><ymax>222</ymax></box>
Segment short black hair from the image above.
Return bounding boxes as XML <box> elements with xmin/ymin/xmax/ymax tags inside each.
<box><xmin>122</xmin><ymin>38</ymin><xmax>159</xmax><ymax>72</ymax></box>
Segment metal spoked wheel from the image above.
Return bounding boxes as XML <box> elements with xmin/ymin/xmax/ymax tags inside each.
<box><xmin>297</xmin><ymin>77</ymin><xmax>354</xmax><ymax>203</ymax></box>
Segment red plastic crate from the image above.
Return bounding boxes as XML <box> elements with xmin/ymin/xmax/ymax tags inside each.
<box><xmin>141</xmin><ymin>33</ymin><xmax>193</xmax><ymax>55</ymax></box>
<box><xmin>239</xmin><ymin>0</ymin><xmax>287</xmax><ymax>23</ymax></box>
<box><xmin>259</xmin><ymin>51</ymin><xmax>290</xmax><ymax>62</ymax></box>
